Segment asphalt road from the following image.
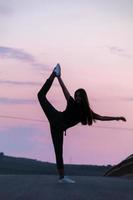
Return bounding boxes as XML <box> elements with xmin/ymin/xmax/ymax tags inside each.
<box><xmin>0</xmin><ymin>175</ymin><xmax>133</xmax><ymax>200</ymax></box>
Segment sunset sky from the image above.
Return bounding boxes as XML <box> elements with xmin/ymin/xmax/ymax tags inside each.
<box><xmin>0</xmin><ymin>0</ymin><xmax>133</xmax><ymax>165</ymax></box>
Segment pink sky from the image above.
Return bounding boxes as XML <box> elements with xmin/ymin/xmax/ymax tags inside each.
<box><xmin>0</xmin><ymin>0</ymin><xmax>133</xmax><ymax>165</ymax></box>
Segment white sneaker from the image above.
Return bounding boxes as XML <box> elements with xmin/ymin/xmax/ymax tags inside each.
<box><xmin>53</xmin><ymin>63</ymin><xmax>61</xmax><ymax>77</ymax></box>
<box><xmin>58</xmin><ymin>176</ymin><xmax>75</xmax><ymax>183</ymax></box>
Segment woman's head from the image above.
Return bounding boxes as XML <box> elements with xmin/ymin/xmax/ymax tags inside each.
<box><xmin>74</xmin><ymin>88</ymin><xmax>93</xmax><ymax>126</ymax></box>
<box><xmin>74</xmin><ymin>88</ymin><xmax>88</xmax><ymax>104</ymax></box>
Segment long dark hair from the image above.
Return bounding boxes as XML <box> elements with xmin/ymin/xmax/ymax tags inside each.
<box><xmin>74</xmin><ymin>88</ymin><xmax>93</xmax><ymax>126</ymax></box>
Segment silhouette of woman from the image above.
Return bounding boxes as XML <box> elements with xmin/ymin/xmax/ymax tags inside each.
<box><xmin>37</xmin><ymin>64</ymin><xmax>126</xmax><ymax>183</ymax></box>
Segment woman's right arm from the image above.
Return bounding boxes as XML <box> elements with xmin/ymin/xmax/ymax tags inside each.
<box><xmin>57</xmin><ymin>76</ymin><xmax>71</xmax><ymax>101</ymax></box>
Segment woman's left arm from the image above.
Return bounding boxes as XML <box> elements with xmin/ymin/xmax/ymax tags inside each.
<box><xmin>92</xmin><ymin>111</ymin><xmax>126</xmax><ymax>122</ymax></box>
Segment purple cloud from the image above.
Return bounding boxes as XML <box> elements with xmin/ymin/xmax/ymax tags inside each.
<box><xmin>122</xmin><ymin>97</ymin><xmax>133</xmax><ymax>101</ymax></box>
<box><xmin>0</xmin><ymin>97</ymin><xmax>37</xmax><ymax>105</ymax></box>
<box><xmin>0</xmin><ymin>79</ymin><xmax>41</xmax><ymax>86</ymax></box>
<box><xmin>106</xmin><ymin>45</ymin><xmax>132</xmax><ymax>58</ymax></box>
<box><xmin>0</xmin><ymin>46</ymin><xmax>35</xmax><ymax>62</ymax></box>
<box><xmin>0</xmin><ymin>46</ymin><xmax>49</xmax><ymax>70</ymax></box>
<box><xmin>109</xmin><ymin>46</ymin><xmax>125</xmax><ymax>53</ymax></box>
<box><xmin>0</xmin><ymin>4</ymin><xmax>12</xmax><ymax>16</ymax></box>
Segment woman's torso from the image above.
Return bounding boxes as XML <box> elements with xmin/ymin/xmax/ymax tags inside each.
<box><xmin>62</xmin><ymin>96</ymin><xmax>81</xmax><ymax>130</ymax></box>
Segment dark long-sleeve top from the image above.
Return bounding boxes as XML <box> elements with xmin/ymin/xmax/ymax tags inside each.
<box><xmin>62</xmin><ymin>96</ymin><xmax>83</xmax><ymax>130</ymax></box>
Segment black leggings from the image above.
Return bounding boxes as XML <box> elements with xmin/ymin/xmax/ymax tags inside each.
<box><xmin>38</xmin><ymin>78</ymin><xmax>64</xmax><ymax>169</ymax></box>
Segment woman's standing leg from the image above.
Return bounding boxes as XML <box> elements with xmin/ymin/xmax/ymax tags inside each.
<box><xmin>37</xmin><ymin>71</ymin><xmax>65</xmax><ymax>179</ymax></box>
<box><xmin>50</xmin><ymin>127</ymin><xmax>65</xmax><ymax>179</ymax></box>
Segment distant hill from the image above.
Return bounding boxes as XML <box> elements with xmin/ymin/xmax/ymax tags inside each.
<box><xmin>0</xmin><ymin>153</ymin><xmax>112</xmax><ymax>176</ymax></box>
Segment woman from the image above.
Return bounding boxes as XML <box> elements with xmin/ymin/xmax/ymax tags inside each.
<box><xmin>37</xmin><ymin>64</ymin><xmax>126</xmax><ymax>183</ymax></box>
